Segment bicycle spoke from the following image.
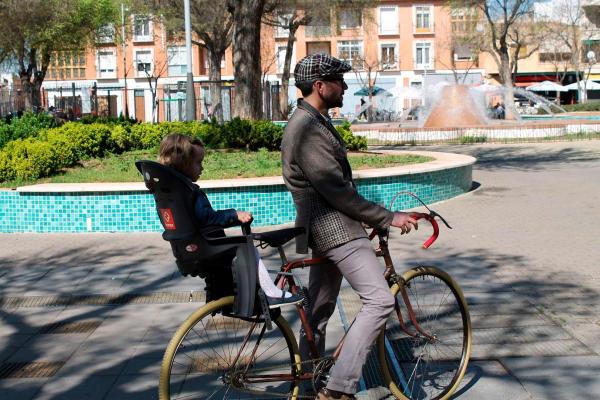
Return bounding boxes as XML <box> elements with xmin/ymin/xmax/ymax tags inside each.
<box><xmin>381</xmin><ymin>267</ymin><xmax>471</xmax><ymax>400</ymax></box>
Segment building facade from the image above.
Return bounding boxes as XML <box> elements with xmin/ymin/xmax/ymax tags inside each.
<box><xmin>39</xmin><ymin>1</ymin><xmax>600</xmax><ymax>121</ymax></box>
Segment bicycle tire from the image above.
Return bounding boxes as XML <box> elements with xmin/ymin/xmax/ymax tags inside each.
<box><xmin>159</xmin><ymin>296</ymin><xmax>302</xmax><ymax>399</ymax></box>
<box><xmin>378</xmin><ymin>266</ymin><xmax>472</xmax><ymax>400</ymax></box>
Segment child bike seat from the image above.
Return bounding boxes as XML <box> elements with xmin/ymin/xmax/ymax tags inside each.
<box><xmin>136</xmin><ymin>160</ymin><xmax>258</xmax><ymax>317</ymax></box>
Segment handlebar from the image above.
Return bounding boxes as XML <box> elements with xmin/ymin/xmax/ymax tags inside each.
<box><xmin>411</xmin><ymin>213</ymin><xmax>439</xmax><ymax>249</ymax></box>
<box><xmin>368</xmin><ymin>213</ymin><xmax>441</xmax><ymax>249</ymax></box>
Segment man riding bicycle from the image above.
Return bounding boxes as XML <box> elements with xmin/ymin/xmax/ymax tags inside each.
<box><xmin>281</xmin><ymin>53</ymin><xmax>425</xmax><ymax>399</ymax></box>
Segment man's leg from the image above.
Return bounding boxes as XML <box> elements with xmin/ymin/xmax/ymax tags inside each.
<box><xmin>299</xmin><ymin>258</ymin><xmax>343</xmax><ymax>364</ymax></box>
<box><xmin>323</xmin><ymin>238</ymin><xmax>395</xmax><ymax>394</ymax></box>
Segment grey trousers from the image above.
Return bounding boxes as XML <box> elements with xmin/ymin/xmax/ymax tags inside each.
<box><xmin>298</xmin><ymin>238</ymin><xmax>395</xmax><ymax>394</ymax></box>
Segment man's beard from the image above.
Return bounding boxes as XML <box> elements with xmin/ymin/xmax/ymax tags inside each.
<box><xmin>325</xmin><ymin>95</ymin><xmax>343</xmax><ymax>109</ymax></box>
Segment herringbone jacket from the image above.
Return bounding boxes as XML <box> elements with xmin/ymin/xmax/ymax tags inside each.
<box><xmin>282</xmin><ymin>100</ymin><xmax>394</xmax><ymax>254</ymax></box>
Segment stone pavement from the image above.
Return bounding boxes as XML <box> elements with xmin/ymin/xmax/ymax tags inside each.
<box><xmin>1</xmin><ymin>140</ymin><xmax>600</xmax><ymax>399</ymax></box>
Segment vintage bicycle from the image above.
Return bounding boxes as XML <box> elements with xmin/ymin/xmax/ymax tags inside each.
<box><xmin>155</xmin><ymin>196</ymin><xmax>472</xmax><ymax>400</ymax></box>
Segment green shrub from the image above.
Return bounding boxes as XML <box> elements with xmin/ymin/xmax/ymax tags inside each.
<box><xmin>45</xmin><ymin>127</ymin><xmax>79</xmax><ymax>167</ymax></box>
<box><xmin>336</xmin><ymin>121</ymin><xmax>367</xmax><ymax>151</ymax></box>
<box><xmin>108</xmin><ymin>124</ymin><xmax>133</xmax><ymax>152</ymax></box>
<box><xmin>561</xmin><ymin>101</ymin><xmax>600</xmax><ymax>112</ymax></box>
<box><xmin>12</xmin><ymin>139</ymin><xmax>57</xmax><ymax>179</ymax></box>
<box><xmin>0</xmin><ymin>122</ymin><xmax>11</xmax><ymax>148</ymax></box>
<box><xmin>251</xmin><ymin>120</ymin><xmax>284</xmax><ymax>150</ymax></box>
<box><xmin>0</xmin><ymin>145</ymin><xmax>16</xmax><ymax>181</ymax></box>
<box><xmin>130</xmin><ymin>123</ymin><xmax>170</xmax><ymax>149</ymax></box>
<box><xmin>459</xmin><ymin>135</ymin><xmax>487</xmax><ymax>144</ymax></box>
<box><xmin>0</xmin><ymin>111</ymin><xmax>57</xmax><ymax>148</ymax></box>
<box><xmin>191</xmin><ymin>122</ymin><xmax>223</xmax><ymax>148</ymax></box>
<box><xmin>220</xmin><ymin>118</ymin><xmax>253</xmax><ymax>149</ymax></box>
<box><xmin>0</xmin><ymin>138</ymin><xmax>57</xmax><ymax>180</ymax></box>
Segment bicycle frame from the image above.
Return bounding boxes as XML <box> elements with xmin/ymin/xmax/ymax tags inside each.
<box><xmin>233</xmin><ymin>211</ymin><xmax>447</xmax><ymax>388</ymax></box>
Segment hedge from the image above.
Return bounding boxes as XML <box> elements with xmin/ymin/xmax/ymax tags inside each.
<box><xmin>0</xmin><ymin>118</ymin><xmax>366</xmax><ymax>182</ymax></box>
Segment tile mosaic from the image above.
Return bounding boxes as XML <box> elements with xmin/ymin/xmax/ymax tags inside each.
<box><xmin>0</xmin><ymin>166</ymin><xmax>471</xmax><ymax>233</ymax></box>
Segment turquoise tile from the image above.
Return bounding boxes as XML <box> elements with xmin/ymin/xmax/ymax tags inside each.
<box><xmin>0</xmin><ymin>166</ymin><xmax>472</xmax><ymax>233</ymax></box>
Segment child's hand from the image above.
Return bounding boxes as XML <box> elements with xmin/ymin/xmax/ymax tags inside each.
<box><xmin>237</xmin><ymin>211</ymin><xmax>253</xmax><ymax>223</ymax></box>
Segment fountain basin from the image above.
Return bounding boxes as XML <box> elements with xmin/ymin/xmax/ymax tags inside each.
<box><xmin>0</xmin><ymin>151</ymin><xmax>475</xmax><ymax>233</ymax></box>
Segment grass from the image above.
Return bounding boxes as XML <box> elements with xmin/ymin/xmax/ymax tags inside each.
<box><xmin>1</xmin><ymin>149</ymin><xmax>433</xmax><ymax>188</ymax></box>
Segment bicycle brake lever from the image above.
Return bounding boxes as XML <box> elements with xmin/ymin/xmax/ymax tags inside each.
<box><xmin>431</xmin><ymin>211</ymin><xmax>452</xmax><ymax>229</ymax></box>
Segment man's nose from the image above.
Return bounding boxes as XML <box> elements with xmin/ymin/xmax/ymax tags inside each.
<box><xmin>342</xmin><ymin>81</ymin><xmax>348</xmax><ymax>90</ymax></box>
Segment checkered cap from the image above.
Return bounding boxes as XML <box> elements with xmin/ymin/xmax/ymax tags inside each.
<box><xmin>294</xmin><ymin>53</ymin><xmax>352</xmax><ymax>85</ymax></box>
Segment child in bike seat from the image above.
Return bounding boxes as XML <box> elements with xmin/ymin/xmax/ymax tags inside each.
<box><xmin>159</xmin><ymin>133</ymin><xmax>303</xmax><ymax>308</ymax></box>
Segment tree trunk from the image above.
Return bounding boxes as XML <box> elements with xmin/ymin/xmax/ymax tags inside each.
<box><xmin>278</xmin><ymin>29</ymin><xmax>296</xmax><ymax>120</ymax></box>
<box><xmin>208</xmin><ymin>48</ymin><xmax>224</xmax><ymax>122</ymax></box>
<box><xmin>230</xmin><ymin>0</ymin><xmax>265</xmax><ymax>119</ymax></box>
<box><xmin>499</xmin><ymin>53</ymin><xmax>517</xmax><ymax>120</ymax></box>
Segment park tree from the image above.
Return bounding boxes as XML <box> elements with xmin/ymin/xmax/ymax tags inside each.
<box><xmin>263</xmin><ymin>0</ymin><xmax>374</xmax><ymax>119</ymax></box>
<box><xmin>226</xmin><ymin>0</ymin><xmax>278</xmax><ymax>120</ymax></box>
<box><xmin>154</xmin><ymin>0</ymin><xmax>232</xmax><ymax>122</ymax></box>
<box><xmin>538</xmin><ymin>0</ymin><xmax>599</xmax><ymax>103</ymax></box>
<box><xmin>450</xmin><ymin>0</ymin><xmax>540</xmax><ymax>116</ymax></box>
<box><xmin>0</xmin><ymin>0</ymin><xmax>118</xmax><ymax>110</ymax></box>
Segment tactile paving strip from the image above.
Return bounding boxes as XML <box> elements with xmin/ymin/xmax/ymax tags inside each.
<box><xmin>0</xmin><ymin>361</ymin><xmax>65</xmax><ymax>379</ymax></box>
<box><xmin>38</xmin><ymin>320</ymin><xmax>103</xmax><ymax>334</ymax></box>
<box><xmin>0</xmin><ymin>291</ymin><xmax>206</xmax><ymax>309</ymax></box>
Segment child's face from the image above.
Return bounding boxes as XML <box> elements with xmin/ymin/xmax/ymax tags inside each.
<box><xmin>185</xmin><ymin>145</ymin><xmax>205</xmax><ymax>181</ymax></box>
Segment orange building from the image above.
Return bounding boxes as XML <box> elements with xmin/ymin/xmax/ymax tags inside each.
<box><xmin>41</xmin><ymin>2</ymin><xmax>486</xmax><ymax>121</ymax></box>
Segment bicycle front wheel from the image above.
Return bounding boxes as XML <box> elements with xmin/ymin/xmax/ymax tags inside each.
<box><xmin>378</xmin><ymin>266</ymin><xmax>472</xmax><ymax>400</ymax></box>
<box><xmin>159</xmin><ymin>296</ymin><xmax>302</xmax><ymax>400</ymax></box>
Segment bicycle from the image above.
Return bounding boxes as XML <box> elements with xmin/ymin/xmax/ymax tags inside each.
<box><xmin>158</xmin><ymin>200</ymin><xmax>472</xmax><ymax>400</ymax></box>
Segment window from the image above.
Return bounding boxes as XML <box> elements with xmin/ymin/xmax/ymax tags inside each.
<box><xmin>453</xmin><ymin>42</ymin><xmax>474</xmax><ymax>61</ymax></box>
<box><xmin>97</xmin><ymin>49</ymin><xmax>116</xmax><ymax>78</ymax></box>
<box><xmin>539</xmin><ymin>52</ymin><xmax>571</xmax><ymax>63</ymax></box>
<box><xmin>97</xmin><ymin>24</ymin><xmax>116</xmax><ymax>43</ymax></box>
<box><xmin>338</xmin><ymin>40</ymin><xmax>363</xmax><ymax>69</ymax></box>
<box><xmin>276</xmin><ymin>45</ymin><xmax>295</xmax><ymax>73</ymax></box>
<box><xmin>275</xmin><ymin>12</ymin><xmax>292</xmax><ymax>38</ymax></box>
<box><xmin>451</xmin><ymin>8</ymin><xmax>478</xmax><ymax>34</ymax></box>
<box><xmin>379</xmin><ymin>6</ymin><xmax>399</xmax><ymax>35</ymax></box>
<box><xmin>415</xmin><ymin>41</ymin><xmax>433</xmax><ymax>69</ymax></box>
<box><xmin>133</xmin><ymin>15</ymin><xmax>152</xmax><ymax>42</ymax></box>
<box><xmin>135</xmin><ymin>50</ymin><xmax>153</xmax><ymax>77</ymax></box>
<box><xmin>307</xmin><ymin>42</ymin><xmax>331</xmax><ymax>55</ymax></box>
<box><xmin>415</xmin><ymin>5</ymin><xmax>433</xmax><ymax>32</ymax></box>
<box><xmin>338</xmin><ymin>9</ymin><xmax>361</xmax><ymax>29</ymax></box>
<box><xmin>381</xmin><ymin>43</ymin><xmax>398</xmax><ymax>68</ymax></box>
<box><xmin>167</xmin><ymin>46</ymin><xmax>187</xmax><ymax>76</ymax></box>
<box><xmin>306</xmin><ymin>13</ymin><xmax>331</xmax><ymax>37</ymax></box>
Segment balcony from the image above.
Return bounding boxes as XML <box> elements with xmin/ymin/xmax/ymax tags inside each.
<box><xmin>413</xmin><ymin>23</ymin><xmax>434</xmax><ymax>35</ymax></box>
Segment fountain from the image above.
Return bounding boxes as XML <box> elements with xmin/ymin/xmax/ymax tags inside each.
<box><xmin>422</xmin><ymin>85</ymin><xmax>488</xmax><ymax>128</ymax></box>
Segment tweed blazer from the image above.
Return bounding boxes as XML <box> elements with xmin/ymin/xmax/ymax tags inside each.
<box><xmin>281</xmin><ymin>100</ymin><xmax>394</xmax><ymax>254</ymax></box>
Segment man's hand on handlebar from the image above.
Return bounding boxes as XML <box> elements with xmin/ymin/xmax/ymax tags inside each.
<box><xmin>391</xmin><ymin>212</ymin><xmax>427</xmax><ymax>234</ymax></box>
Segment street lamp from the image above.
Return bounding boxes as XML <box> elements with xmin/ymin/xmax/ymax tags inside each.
<box><xmin>184</xmin><ymin>0</ymin><xmax>196</xmax><ymax>120</ymax></box>
<box><xmin>121</xmin><ymin>3</ymin><xmax>129</xmax><ymax>118</ymax></box>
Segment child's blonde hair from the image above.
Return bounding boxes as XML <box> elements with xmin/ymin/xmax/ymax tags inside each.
<box><xmin>158</xmin><ymin>134</ymin><xmax>204</xmax><ymax>174</ymax></box>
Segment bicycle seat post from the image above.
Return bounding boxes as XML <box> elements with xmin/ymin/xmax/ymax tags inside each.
<box><xmin>277</xmin><ymin>246</ymin><xmax>288</xmax><ymax>265</ymax></box>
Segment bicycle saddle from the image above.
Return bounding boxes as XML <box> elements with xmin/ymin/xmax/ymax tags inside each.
<box><xmin>253</xmin><ymin>227</ymin><xmax>305</xmax><ymax>248</ymax></box>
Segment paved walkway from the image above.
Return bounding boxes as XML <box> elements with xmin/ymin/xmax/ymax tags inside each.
<box><xmin>1</xmin><ymin>140</ymin><xmax>600</xmax><ymax>399</ymax></box>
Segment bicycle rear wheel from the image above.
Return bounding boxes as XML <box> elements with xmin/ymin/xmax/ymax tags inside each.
<box><xmin>159</xmin><ymin>296</ymin><xmax>302</xmax><ymax>399</ymax></box>
<box><xmin>378</xmin><ymin>266</ymin><xmax>472</xmax><ymax>400</ymax></box>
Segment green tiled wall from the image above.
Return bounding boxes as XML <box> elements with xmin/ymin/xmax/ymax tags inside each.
<box><xmin>0</xmin><ymin>166</ymin><xmax>472</xmax><ymax>233</ymax></box>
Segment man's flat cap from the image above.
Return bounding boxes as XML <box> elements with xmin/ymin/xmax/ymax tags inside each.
<box><xmin>294</xmin><ymin>53</ymin><xmax>352</xmax><ymax>85</ymax></box>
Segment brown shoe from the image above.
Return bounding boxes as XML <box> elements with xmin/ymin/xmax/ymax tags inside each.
<box><xmin>316</xmin><ymin>387</ymin><xmax>356</xmax><ymax>400</ymax></box>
